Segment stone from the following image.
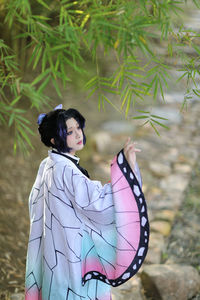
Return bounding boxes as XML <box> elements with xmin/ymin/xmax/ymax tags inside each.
<box><xmin>161</xmin><ymin>148</ymin><xmax>179</xmax><ymax>164</ymax></box>
<box><xmin>111</xmin><ymin>275</ymin><xmax>146</xmax><ymax>300</ymax></box>
<box><xmin>92</xmin><ymin>132</ymin><xmax>125</xmax><ymax>154</ymax></box>
<box><xmin>10</xmin><ymin>294</ymin><xmax>24</xmax><ymax>300</ymax></box>
<box><xmin>150</xmin><ymin>107</ymin><xmax>182</xmax><ymax>124</ymax></box>
<box><xmin>178</xmin><ymin>148</ymin><xmax>199</xmax><ymax>165</ymax></box>
<box><xmin>160</xmin><ymin>174</ymin><xmax>189</xmax><ymax>193</ymax></box>
<box><xmin>173</xmin><ymin>164</ymin><xmax>192</xmax><ymax>174</ymax></box>
<box><xmin>150</xmin><ymin>220</ymin><xmax>171</xmax><ymax>236</ymax></box>
<box><xmin>149</xmin><ymin>162</ymin><xmax>171</xmax><ymax>178</ymax></box>
<box><xmin>145</xmin><ymin>246</ymin><xmax>163</xmax><ymax>264</ymax></box>
<box><xmin>140</xmin><ymin>264</ymin><xmax>200</xmax><ymax>300</ymax></box>
<box><xmin>148</xmin><ymin>192</ymin><xmax>183</xmax><ymax>211</ymax></box>
<box><xmin>164</xmin><ymin>191</ymin><xmax>184</xmax><ymax>209</ymax></box>
<box><xmin>92</xmin><ymin>131</ymin><xmax>112</xmax><ymax>153</ymax></box>
<box><xmin>145</xmin><ymin>232</ymin><xmax>164</xmax><ymax>264</ymax></box>
<box><xmin>154</xmin><ymin>210</ymin><xmax>176</xmax><ymax>223</ymax></box>
<box><xmin>149</xmin><ymin>232</ymin><xmax>165</xmax><ymax>249</ymax></box>
<box><xmin>145</xmin><ymin>232</ymin><xmax>165</xmax><ymax>264</ymax></box>
<box><xmin>101</xmin><ymin>121</ymin><xmax>135</xmax><ymax>134</ymax></box>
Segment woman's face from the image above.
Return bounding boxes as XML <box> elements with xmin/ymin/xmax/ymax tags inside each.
<box><xmin>66</xmin><ymin>118</ymin><xmax>84</xmax><ymax>155</ymax></box>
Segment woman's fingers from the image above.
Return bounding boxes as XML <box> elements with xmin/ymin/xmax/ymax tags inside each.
<box><xmin>125</xmin><ymin>142</ymin><xmax>141</xmax><ymax>152</ymax></box>
<box><xmin>124</xmin><ymin>137</ymin><xmax>131</xmax><ymax>148</ymax></box>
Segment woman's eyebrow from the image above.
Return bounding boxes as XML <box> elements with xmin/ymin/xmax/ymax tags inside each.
<box><xmin>67</xmin><ymin>124</ymin><xmax>79</xmax><ymax>130</ymax></box>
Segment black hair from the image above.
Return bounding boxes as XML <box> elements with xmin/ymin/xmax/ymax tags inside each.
<box><xmin>38</xmin><ymin>108</ymin><xmax>86</xmax><ymax>152</ymax></box>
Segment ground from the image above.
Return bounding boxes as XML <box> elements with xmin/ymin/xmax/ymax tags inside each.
<box><xmin>165</xmin><ymin>158</ymin><xmax>200</xmax><ymax>299</ymax></box>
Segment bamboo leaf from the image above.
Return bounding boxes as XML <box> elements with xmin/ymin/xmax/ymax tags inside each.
<box><xmin>103</xmin><ymin>95</ymin><xmax>121</xmax><ymax>112</ymax></box>
<box><xmin>10</xmin><ymin>96</ymin><xmax>21</xmax><ymax>106</ymax></box>
<box><xmin>151</xmin><ymin>118</ymin><xmax>169</xmax><ymax>130</ymax></box>
<box><xmin>0</xmin><ymin>113</ymin><xmax>6</xmax><ymax>125</ymax></box>
<box><xmin>151</xmin><ymin>114</ymin><xmax>168</xmax><ymax>120</ymax></box>
<box><xmin>17</xmin><ymin>124</ymin><xmax>34</xmax><ymax>148</ymax></box>
<box><xmin>8</xmin><ymin>113</ymin><xmax>15</xmax><ymax>127</ymax></box>
<box><xmin>159</xmin><ymin>78</ymin><xmax>165</xmax><ymax>101</ymax></box>
<box><xmin>28</xmin><ymin>44</ymin><xmax>40</xmax><ymax>67</ymax></box>
<box><xmin>125</xmin><ymin>91</ymin><xmax>132</xmax><ymax>117</ymax></box>
<box><xmin>177</xmin><ymin>71</ymin><xmax>188</xmax><ymax>82</ymax></box>
<box><xmin>132</xmin><ymin>115</ymin><xmax>149</xmax><ymax>119</ymax></box>
<box><xmin>153</xmin><ymin>76</ymin><xmax>158</xmax><ymax>99</ymax></box>
<box><xmin>150</xmin><ymin>121</ymin><xmax>160</xmax><ymax>136</ymax></box>
<box><xmin>33</xmin><ymin>46</ymin><xmax>42</xmax><ymax>69</ymax></box>
<box><xmin>16</xmin><ymin>115</ymin><xmax>30</xmax><ymax>124</ymax></box>
<box><xmin>42</xmin><ymin>49</ymin><xmax>47</xmax><ymax>73</ymax></box>
<box><xmin>87</xmin><ymin>87</ymin><xmax>98</xmax><ymax>99</ymax></box>
<box><xmin>137</xmin><ymin>110</ymin><xmax>150</xmax><ymax>114</ymax></box>
<box><xmin>192</xmin><ymin>89</ymin><xmax>200</xmax><ymax>97</ymax></box>
<box><xmin>51</xmin><ymin>44</ymin><xmax>68</xmax><ymax>51</ymax></box>
<box><xmin>121</xmin><ymin>87</ymin><xmax>130</xmax><ymax>109</ymax></box>
<box><xmin>17</xmin><ymin>120</ymin><xmax>34</xmax><ymax>134</ymax></box>
<box><xmin>193</xmin><ymin>0</ymin><xmax>200</xmax><ymax>9</ymax></box>
<box><xmin>38</xmin><ymin>75</ymin><xmax>51</xmax><ymax>93</ymax></box>
<box><xmin>192</xmin><ymin>43</ymin><xmax>200</xmax><ymax>55</ymax></box>
<box><xmin>85</xmin><ymin>76</ymin><xmax>98</xmax><ymax>89</ymax></box>
<box><xmin>36</xmin><ymin>0</ymin><xmax>51</xmax><ymax>10</ymax></box>
<box><xmin>52</xmin><ymin>77</ymin><xmax>62</xmax><ymax>98</ymax></box>
<box><xmin>31</xmin><ymin>69</ymin><xmax>51</xmax><ymax>86</ymax></box>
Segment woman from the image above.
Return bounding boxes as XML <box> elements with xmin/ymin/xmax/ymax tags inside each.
<box><xmin>25</xmin><ymin>105</ymin><xmax>149</xmax><ymax>300</ymax></box>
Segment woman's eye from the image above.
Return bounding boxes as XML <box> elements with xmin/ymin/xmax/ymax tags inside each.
<box><xmin>67</xmin><ymin>131</ymin><xmax>72</xmax><ymax>135</ymax></box>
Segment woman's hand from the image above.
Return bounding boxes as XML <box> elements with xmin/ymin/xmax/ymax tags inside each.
<box><xmin>123</xmin><ymin>137</ymin><xmax>141</xmax><ymax>171</ymax></box>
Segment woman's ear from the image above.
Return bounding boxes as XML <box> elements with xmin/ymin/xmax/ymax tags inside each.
<box><xmin>50</xmin><ymin>138</ymin><xmax>55</xmax><ymax>145</ymax></box>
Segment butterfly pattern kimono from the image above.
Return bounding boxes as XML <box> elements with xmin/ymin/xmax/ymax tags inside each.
<box><xmin>25</xmin><ymin>149</ymin><xmax>149</xmax><ymax>300</ymax></box>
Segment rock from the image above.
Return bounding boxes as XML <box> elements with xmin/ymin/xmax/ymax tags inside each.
<box><xmin>111</xmin><ymin>275</ymin><xmax>146</xmax><ymax>300</ymax></box>
<box><xmin>154</xmin><ymin>210</ymin><xmax>176</xmax><ymax>223</ymax></box>
<box><xmin>148</xmin><ymin>192</ymin><xmax>183</xmax><ymax>210</ymax></box>
<box><xmin>10</xmin><ymin>294</ymin><xmax>24</xmax><ymax>300</ymax></box>
<box><xmin>164</xmin><ymin>191</ymin><xmax>184</xmax><ymax>209</ymax></box>
<box><xmin>159</xmin><ymin>92</ymin><xmax>185</xmax><ymax>104</ymax></box>
<box><xmin>140</xmin><ymin>264</ymin><xmax>200</xmax><ymax>300</ymax></box>
<box><xmin>178</xmin><ymin>148</ymin><xmax>199</xmax><ymax>165</ymax></box>
<box><xmin>161</xmin><ymin>148</ymin><xmax>179</xmax><ymax>164</ymax></box>
<box><xmin>101</xmin><ymin>121</ymin><xmax>135</xmax><ymax>134</ymax></box>
<box><xmin>150</xmin><ymin>220</ymin><xmax>171</xmax><ymax>236</ymax></box>
<box><xmin>92</xmin><ymin>131</ymin><xmax>112</xmax><ymax>153</ymax></box>
<box><xmin>92</xmin><ymin>131</ymin><xmax>125</xmax><ymax>154</ymax></box>
<box><xmin>149</xmin><ymin>162</ymin><xmax>171</xmax><ymax>178</ymax></box>
<box><xmin>145</xmin><ymin>232</ymin><xmax>165</xmax><ymax>264</ymax></box>
<box><xmin>145</xmin><ymin>246</ymin><xmax>163</xmax><ymax>264</ymax></box>
<box><xmin>149</xmin><ymin>232</ymin><xmax>165</xmax><ymax>249</ymax></box>
<box><xmin>173</xmin><ymin>164</ymin><xmax>192</xmax><ymax>174</ymax></box>
<box><xmin>160</xmin><ymin>174</ymin><xmax>189</xmax><ymax>193</ymax></box>
<box><xmin>151</xmin><ymin>107</ymin><xmax>182</xmax><ymax>124</ymax></box>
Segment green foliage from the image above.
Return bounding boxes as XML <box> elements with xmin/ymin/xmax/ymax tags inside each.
<box><xmin>0</xmin><ymin>0</ymin><xmax>200</xmax><ymax>152</ymax></box>
<box><xmin>132</xmin><ymin>110</ymin><xmax>169</xmax><ymax>135</ymax></box>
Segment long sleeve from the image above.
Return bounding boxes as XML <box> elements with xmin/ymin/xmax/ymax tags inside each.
<box><xmin>63</xmin><ymin>167</ymin><xmax>114</xmax><ymax>226</ymax></box>
<box><xmin>63</xmin><ymin>150</ymin><xmax>149</xmax><ymax>287</ymax></box>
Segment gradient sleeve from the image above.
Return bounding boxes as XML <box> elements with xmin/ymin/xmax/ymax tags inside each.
<box><xmin>75</xmin><ymin>150</ymin><xmax>150</xmax><ymax>287</ymax></box>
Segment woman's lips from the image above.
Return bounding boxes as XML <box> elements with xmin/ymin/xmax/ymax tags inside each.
<box><xmin>77</xmin><ymin>140</ymin><xmax>83</xmax><ymax>145</ymax></box>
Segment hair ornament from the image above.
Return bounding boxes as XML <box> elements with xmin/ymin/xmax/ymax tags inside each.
<box><xmin>37</xmin><ymin>113</ymin><xmax>46</xmax><ymax>125</ymax></box>
<box><xmin>37</xmin><ymin>104</ymin><xmax>63</xmax><ymax>125</ymax></box>
<box><xmin>54</xmin><ymin>104</ymin><xmax>63</xmax><ymax>110</ymax></box>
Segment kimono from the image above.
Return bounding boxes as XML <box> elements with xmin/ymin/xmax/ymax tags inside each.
<box><xmin>25</xmin><ymin>149</ymin><xmax>149</xmax><ymax>300</ymax></box>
